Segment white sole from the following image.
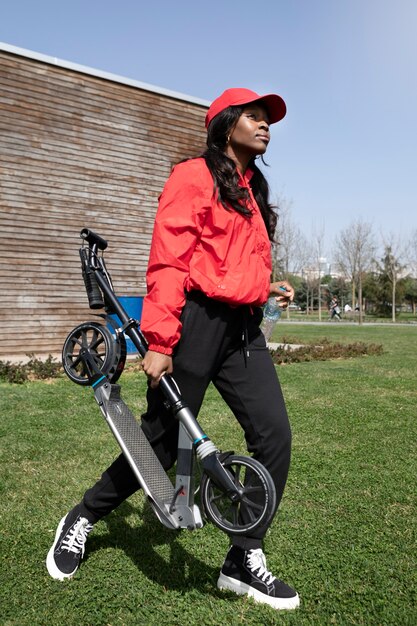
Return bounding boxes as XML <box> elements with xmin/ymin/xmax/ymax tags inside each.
<box><xmin>217</xmin><ymin>572</ymin><xmax>300</xmax><ymax>610</ymax></box>
<box><xmin>46</xmin><ymin>515</ymin><xmax>76</xmax><ymax>581</ymax></box>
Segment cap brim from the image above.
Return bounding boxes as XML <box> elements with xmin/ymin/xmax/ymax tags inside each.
<box><xmin>237</xmin><ymin>93</ymin><xmax>286</xmax><ymax>124</ymax></box>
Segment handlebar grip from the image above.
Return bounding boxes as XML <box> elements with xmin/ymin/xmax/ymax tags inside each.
<box><xmin>80</xmin><ymin>228</ymin><xmax>108</xmax><ymax>251</ymax></box>
<box><xmin>79</xmin><ymin>249</ymin><xmax>105</xmax><ymax>309</ymax></box>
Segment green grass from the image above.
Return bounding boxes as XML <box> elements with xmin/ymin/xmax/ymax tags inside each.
<box><xmin>1</xmin><ymin>325</ymin><xmax>416</xmax><ymax>625</ymax></box>
<box><xmin>282</xmin><ymin>310</ymin><xmax>417</xmax><ymax>324</ymax></box>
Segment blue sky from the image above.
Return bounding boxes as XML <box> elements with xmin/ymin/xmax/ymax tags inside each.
<box><xmin>1</xmin><ymin>0</ymin><xmax>416</xmax><ymax>259</ymax></box>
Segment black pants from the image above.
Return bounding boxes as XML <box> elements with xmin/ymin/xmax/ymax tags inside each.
<box><xmin>80</xmin><ymin>292</ymin><xmax>292</xmax><ymax>548</ymax></box>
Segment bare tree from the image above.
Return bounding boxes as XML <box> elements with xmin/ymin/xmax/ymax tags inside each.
<box><xmin>301</xmin><ymin>257</ymin><xmax>317</xmax><ymax>316</ymax></box>
<box><xmin>272</xmin><ymin>199</ymin><xmax>310</xmax><ymax>319</ymax></box>
<box><xmin>311</xmin><ymin>223</ymin><xmax>326</xmax><ymax>321</ymax></box>
<box><xmin>377</xmin><ymin>233</ymin><xmax>407</xmax><ymax>322</ymax></box>
<box><xmin>273</xmin><ymin>199</ymin><xmax>309</xmax><ymax>279</ymax></box>
<box><xmin>334</xmin><ymin>220</ymin><xmax>375</xmax><ymax>324</ymax></box>
<box><xmin>407</xmin><ymin>229</ymin><xmax>417</xmax><ymax>277</ymax></box>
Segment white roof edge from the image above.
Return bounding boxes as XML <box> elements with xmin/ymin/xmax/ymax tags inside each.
<box><xmin>0</xmin><ymin>41</ymin><xmax>210</xmax><ymax>108</ymax></box>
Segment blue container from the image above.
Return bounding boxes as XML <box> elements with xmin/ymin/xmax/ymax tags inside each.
<box><xmin>107</xmin><ymin>296</ymin><xmax>143</xmax><ymax>354</ymax></box>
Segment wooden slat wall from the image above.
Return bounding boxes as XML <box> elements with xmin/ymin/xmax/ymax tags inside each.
<box><xmin>0</xmin><ymin>50</ymin><xmax>207</xmax><ymax>359</ymax></box>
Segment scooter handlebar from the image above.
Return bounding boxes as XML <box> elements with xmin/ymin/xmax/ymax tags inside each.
<box><xmin>80</xmin><ymin>228</ymin><xmax>108</xmax><ymax>251</ymax></box>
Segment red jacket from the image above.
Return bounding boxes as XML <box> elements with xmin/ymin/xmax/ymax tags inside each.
<box><xmin>140</xmin><ymin>158</ymin><xmax>272</xmax><ymax>354</ymax></box>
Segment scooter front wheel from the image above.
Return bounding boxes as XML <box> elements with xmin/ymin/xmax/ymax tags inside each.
<box><xmin>200</xmin><ymin>455</ymin><xmax>276</xmax><ymax>535</ymax></box>
<box><xmin>62</xmin><ymin>321</ymin><xmax>126</xmax><ymax>385</ymax></box>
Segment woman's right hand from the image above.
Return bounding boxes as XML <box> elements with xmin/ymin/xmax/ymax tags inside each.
<box><xmin>141</xmin><ymin>350</ymin><xmax>173</xmax><ymax>388</ymax></box>
<box><xmin>269</xmin><ymin>280</ymin><xmax>294</xmax><ymax>308</ymax></box>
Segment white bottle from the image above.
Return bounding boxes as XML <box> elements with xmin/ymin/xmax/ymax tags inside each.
<box><xmin>261</xmin><ymin>296</ymin><xmax>282</xmax><ymax>342</ymax></box>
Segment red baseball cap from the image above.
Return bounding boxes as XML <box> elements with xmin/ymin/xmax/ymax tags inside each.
<box><xmin>205</xmin><ymin>87</ymin><xmax>286</xmax><ymax>128</ymax></box>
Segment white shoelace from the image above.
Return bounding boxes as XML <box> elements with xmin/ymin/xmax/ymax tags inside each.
<box><xmin>246</xmin><ymin>549</ymin><xmax>276</xmax><ymax>584</ymax></box>
<box><xmin>61</xmin><ymin>517</ymin><xmax>93</xmax><ymax>555</ymax></box>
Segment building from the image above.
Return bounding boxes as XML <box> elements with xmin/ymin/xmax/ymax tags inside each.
<box><xmin>0</xmin><ymin>43</ymin><xmax>209</xmax><ymax>360</ymax></box>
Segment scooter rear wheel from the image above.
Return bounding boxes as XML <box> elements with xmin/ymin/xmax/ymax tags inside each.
<box><xmin>200</xmin><ymin>455</ymin><xmax>276</xmax><ymax>535</ymax></box>
<box><xmin>62</xmin><ymin>321</ymin><xmax>126</xmax><ymax>385</ymax></box>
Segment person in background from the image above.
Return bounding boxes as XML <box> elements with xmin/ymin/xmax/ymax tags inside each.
<box><xmin>329</xmin><ymin>297</ymin><xmax>341</xmax><ymax>321</ymax></box>
<box><xmin>46</xmin><ymin>87</ymin><xmax>300</xmax><ymax>611</ymax></box>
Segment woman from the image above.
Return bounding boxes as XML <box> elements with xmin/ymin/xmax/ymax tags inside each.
<box><xmin>46</xmin><ymin>88</ymin><xmax>300</xmax><ymax>611</ymax></box>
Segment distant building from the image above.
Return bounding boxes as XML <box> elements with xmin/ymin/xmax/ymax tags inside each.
<box><xmin>0</xmin><ymin>43</ymin><xmax>208</xmax><ymax>359</ymax></box>
<box><xmin>301</xmin><ymin>257</ymin><xmax>331</xmax><ymax>281</ymax></box>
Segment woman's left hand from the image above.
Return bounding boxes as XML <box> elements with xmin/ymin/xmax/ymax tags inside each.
<box><xmin>269</xmin><ymin>281</ymin><xmax>295</xmax><ymax>309</ymax></box>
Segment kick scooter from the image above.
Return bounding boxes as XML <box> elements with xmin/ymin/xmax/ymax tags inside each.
<box><xmin>61</xmin><ymin>228</ymin><xmax>276</xmax><ymax>536</ymax></box>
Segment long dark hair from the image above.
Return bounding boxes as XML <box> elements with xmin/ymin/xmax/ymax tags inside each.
<box><xmin>202</xmin><ymin>106</ymin><xmax>277</xmax><ymax>241</ymax></box>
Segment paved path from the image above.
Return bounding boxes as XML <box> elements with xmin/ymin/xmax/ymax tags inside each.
<box><xmin>268</xmin><ymin>342</ymin><xmax>305</xmax><ymax>351</ymax></box>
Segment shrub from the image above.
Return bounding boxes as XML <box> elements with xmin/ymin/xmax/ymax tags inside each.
<box><xmin>0</xmin><ymin>360</ymin><xmax>29</xmax><ymax>384</ymax></box>
<box><xmin>270</xmin><ymin>337</ymin><xmax>383</xmax><ymax>365</ymax></box>
<box><xmin>25</xmin><ymin>353</ymin><xmax>62</xmax><ymax>380</ymax></box>
<box><xmin>0</xmin><ymin>354</ymin><xmax>62</xmax><ymax>384</ymax></box>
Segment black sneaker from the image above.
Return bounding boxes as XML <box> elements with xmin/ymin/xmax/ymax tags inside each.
<box><xmin>46</xmin><ymin>505</ymin><xmax>93</xmax><ymax>580</ymax></box>
<box><xmin>217</xmin><ymin>546</ymin><xmax>300</xmax><ymax>610</ymax></box>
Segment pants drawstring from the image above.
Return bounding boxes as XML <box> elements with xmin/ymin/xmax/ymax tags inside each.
<box><xmin>241</xmin><ymin>307</ymin><xmax>250</xmax><ymax>366</ymax></box>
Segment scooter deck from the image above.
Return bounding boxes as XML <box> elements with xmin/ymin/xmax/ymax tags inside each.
<box><xmin>95</xmin><ymin>383</ymin><xmax>175</xmax><ymax>505</ymax></box>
